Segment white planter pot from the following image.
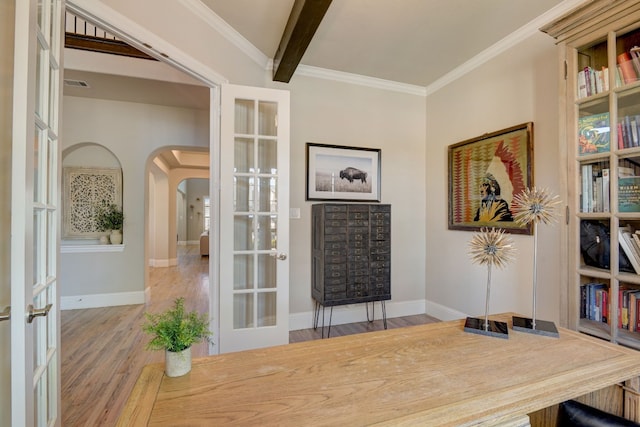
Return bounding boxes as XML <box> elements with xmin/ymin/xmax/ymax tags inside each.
<box><xmin>165</xmin><ymin>347</ymin><xmax>191</xmax><ymax>377</ymax></box>
<box><xmin>109</xmin><ymin>229</ymin><xmax>122</xmax><ymax>244</ymax></box>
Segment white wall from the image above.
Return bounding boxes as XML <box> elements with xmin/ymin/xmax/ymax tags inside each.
<box><xmin>148</xmin><ymin>162</ymin><xmax>169</xmax><ymax>267</ymax></box>
<box><xmin>425</xmin><ymin>31</ymin><xmax>563</xmax><ymax>322</ymax></box>
<box><xmin>186</xmin><ymin>178</ymin><xmax>209</xmax><ymax>241</ymax></box>
<box><xmin>60</xmin><ymin>96</ymin><xmax>209</xmax><ymax>306</ymax></box>
<box><xmin>63</xmin><ymin>0</ymin><xmax>566</xmax><ymax>329</ymax></box>
<box><xmin>285</xmin><ymin>75</ymin><xmax>427</xmax><ymax>320</ymax></box>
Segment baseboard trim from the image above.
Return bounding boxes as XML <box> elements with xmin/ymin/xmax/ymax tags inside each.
<box><xmin>60</xmin><ymin>294</ymin><xmax>467</xmax><ymax>326</ymax></box>
<box><xmin>61</xmin><ymin>291</ymin><xmax>145</xmax><ymax>310</ymax></box>
<box><xmin>148</xmin><ymin>258</ymin><xmax>178</xmax><ymax>267</ymax></box>
<box><xmin>425</xmin><ymin>300</ymin><xmax>467</xmax><ymax>321</ymax></box>
<box><xmin>289</xmin><ymin>299</ymin><xmax>428</xmax><ymax>331</ymax></box>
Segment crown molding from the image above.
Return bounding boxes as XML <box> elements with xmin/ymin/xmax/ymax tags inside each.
<box><xmin>426</xmin><ymin>0</ymin><xmax>588</xmax><ymax>96</ymax></box>
<box><xmin>180</xmin><ymin>0</ymin><xmax>425</xmax><ymax>95</ymax></box>
<box><xmin>180</xmin><ymin>0</ymin><xmax>588</xmax><ymax>97</ymax></box>
<box><xmin>178</xmin><ymin>0</ymin><xmax>271</xmax><ymax>70</ymax></box>
<box><xmin>295</xmin><ymin>65</ymin><xmax>427</xmax><ymax>96</ymax></box>
<box><xmin>68</xmin><ymin>0</ymin><xmax>228</xmax><ymax>86</ymax></box>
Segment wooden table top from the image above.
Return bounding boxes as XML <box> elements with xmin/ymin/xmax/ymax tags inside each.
<box><xmin>118</xmin><ymin>313</ymin><xmax>640</xmax><ymax>426</ymax></box>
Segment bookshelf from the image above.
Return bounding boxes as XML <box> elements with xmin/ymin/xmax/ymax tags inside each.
<box><xmin>542</xmin><ymin>0</ymin><xmax>640</xmax><ymax>351</ymax></box>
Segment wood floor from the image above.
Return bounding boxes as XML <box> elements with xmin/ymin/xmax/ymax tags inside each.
<box><xmin>60</xmin><ymin>245</ymin><xmax>439</xmax><ymax>426</ymax></box>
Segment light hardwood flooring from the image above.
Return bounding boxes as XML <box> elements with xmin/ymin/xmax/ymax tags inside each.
<box><xmin>61</xmin><ymin>245</ymin><xmax>439</xmax><ymax>426</ymax></box>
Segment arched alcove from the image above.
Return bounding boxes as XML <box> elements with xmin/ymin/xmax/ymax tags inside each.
<box><xmin>61</xmin><ymin>142</ymin><xmax>123</xmax><ymax>243</ymax></box>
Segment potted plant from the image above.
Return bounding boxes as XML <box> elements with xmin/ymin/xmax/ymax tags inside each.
<box><xmin>142</xmin><ymin>297</ymin><xmax>212</xmax><ymax>377</ymax></box>
<box><xmin>95</xmin><ymin>203</ymin><xmax>124</xmax><ymax>244</ymax></box>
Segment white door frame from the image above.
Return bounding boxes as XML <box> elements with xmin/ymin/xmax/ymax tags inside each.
<box><xmin>65</xmin><ymin>0</ymin><xmax>228</xmax><ymax>352</ymax></box>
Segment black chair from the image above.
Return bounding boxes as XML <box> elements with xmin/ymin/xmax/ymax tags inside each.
<box><xmin>558</xmin><ymin>400</ymin><xmax>640</xmax><ymax>427</ymax></box>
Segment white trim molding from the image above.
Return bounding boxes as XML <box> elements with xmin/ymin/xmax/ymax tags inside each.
<box><xmin>426</xmin><ymin>0</ymin><xmax>589</xmax><ymax>95</ymax></box>
<box><xmin>289</xmin><ymin>298</ymin><xmax>428</xmax><ymax>331</ymax></box>
<box><xmin>60</xmin><ymin>291</ymin><xmax>144</xmax><ymax>310</ymax></box>
<box><xmin>296</xmin><ymin>65</ymin><xmax>427</xmax><ymax>96</ymax></box>
<box><xmin>61</xmin><ymin>243</ymin><xmax>125</xmax><ymax>253</ymax></box>
<box><xmin>425</xmin><ymin>300</ymin><xmax>468</xmax><ymax>322</ymax></box>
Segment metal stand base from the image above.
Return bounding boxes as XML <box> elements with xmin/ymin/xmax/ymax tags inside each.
<box><xmin>313</xmin><ymin>300</ymin><xmax>387</xmax><ymax>338</ymax></box>
<box><xmin>463</xmin><ymin>317</ymin><xmax>509</xmax><ymax>339</ymax></box>
<box><xmin>512</xmin><ymin>316</ymin><xmax>559</xmax><ymax>338</ymax></box>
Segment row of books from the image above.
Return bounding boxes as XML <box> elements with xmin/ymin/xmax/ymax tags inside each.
<box><xmin>617</xmin><ymin>114</ymin><xmax>640</xmax><ymax>149</ymax></box>
<box><xmin>581</xmin><ymin>164</ymin><xmax>609</xmax><ymax>213</ymax></box>
<box><xmin>577</xmin><ymin>66</ymin><xmax>609</xmax><ymax>99</ymax></box>
<box><xmin>580</xmin><ymin>165</ymin><xmax>640</xmax><ymax>213</ymax></box>
<box><xmin>580</xmin><ymin>282</ymin><xmax>609</xmax><ymax>323</ymax></box>
<box><xmin>580</xmin><ymin>282</ymin><xmax>640</xmax><ymax>331</ymax></box>
<box><xmin>577</xmin><ymin>47</ymin><xmax>640</xmax><ymax>100</ymax></box>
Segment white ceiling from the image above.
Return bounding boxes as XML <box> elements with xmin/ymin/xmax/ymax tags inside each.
<box><xmin>64</xmin><ymin>0</ymin><xmax>578</xmax><ymax>104</ymax></box>
<box><xmin>64</xmin><ymin>0</ymin><xmax>579</xmax><ymax>167</ymax></box>
<box><xmin>200</xmin><ymin>0</ymin><xmax>569</xmax><ymax>87</ymax></box>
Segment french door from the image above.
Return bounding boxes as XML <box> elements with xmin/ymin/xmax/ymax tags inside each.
<box><xmin>219</xmin><ymin>84</ymin><xmax>290</xmax><ymax>353</ymax></box>
<box><xmin>11</xmin><ymin>0</ymin><xmax>63</xmax><ymax>425</ymax></box>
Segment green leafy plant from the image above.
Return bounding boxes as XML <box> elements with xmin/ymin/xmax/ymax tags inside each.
<box><xmin>142</xmin><ymin>297</ymin><xmax>212</xmax><ymax>353</ymax></box>
<box><xmin>95</xmin><ymin>203</ymin><xmax>124</xmax><ymax>232</ymax></box>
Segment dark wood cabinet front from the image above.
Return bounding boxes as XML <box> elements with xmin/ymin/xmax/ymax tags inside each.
<box><xmin>312</xmin><ymin>203</ymin><xmax>391</xmax><ymax>306</ymax></box>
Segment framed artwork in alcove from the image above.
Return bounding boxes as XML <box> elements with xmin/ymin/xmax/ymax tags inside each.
<box><xmin>63</xmin><ymin>167</ymin><xmax>123</xmax><ymax>239</ymax></box>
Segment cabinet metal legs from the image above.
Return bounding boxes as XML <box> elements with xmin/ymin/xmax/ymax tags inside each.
<box><xmin>313</xmin><ymin>300</ymin><xmax>388</xmax><ymax>339</ymax></box>
<box><xmin>366</xmin><ymin>301</ymin><xmax>388</xmax><ymax>330</ymax></box>
<box><xmin>313</xmin><ymin>300</ymin><xmax>333</xmax><ymax>338</ymax></box>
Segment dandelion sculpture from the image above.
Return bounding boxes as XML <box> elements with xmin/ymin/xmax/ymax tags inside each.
<box><xmin>512</xmin><ymin>187</ymin><xmax>561</xmax><ymax>337</ymax></box>
<box><xmin>464</xmin><ymin>227</ymin><xmax>515</xmax><ymax>339</ymax></box>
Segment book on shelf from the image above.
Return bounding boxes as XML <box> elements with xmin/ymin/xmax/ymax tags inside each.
<box><xmin>603</xmin><ymin>168</ymin><xmax>610</xmax><ymax>212</ymax></box>
<box><xmin>578</xmin><ymin>112</ymin><xmax>610</xmax><ymax>155</ymax></box>
<box><xmin>618</xmin><ymin>229</ymin><xmax>640</xmax><ymax>274</ymax></box>
<box><xmin>620</xmin><ymin>165</ymin><xmax>637</xmax><ymax>177</ymax></box>
<box><xmin>618</xmin><ymin>287</ymin><xmax>640</xmax><ymax>331</ymax></box>
<box><xmin>576</xmin><ymin>66</ymin><xmax>609</xmax><ymax>99</ymax></box>
<box><xmin>619</xmin><ymin>176</ymin><xmax>640</xmax><ymax>212</ymax></box>
<box><xmin>580</xmin><ymin>165</ymin><xmax>610</xmax><ymax>213</ymax></box>
<box><xmin>580</xmin><ymin>282</ymin><xmax>608</xmax><ymax>324</ymax></box>
<box><xmin>615</xmin><ymin>114</ymin><xmax>640</xmax><ymax>149</ymax></box>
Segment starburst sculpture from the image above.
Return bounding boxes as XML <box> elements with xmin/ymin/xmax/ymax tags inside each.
<box><xmin>512</xmin><ymin>187</ymin><xmax>561</xmax><ymax>226</ymax></box>
<box><xmin>468</xmin><ymin>227</ymin><xmax>515</xmax><ymax>269</ymax></box>
<box><xmin>467</xmin><ymin>227</ymin><xmax>515</xmax><ymax>336</ymax></box>
<box><xmin>511</xmin><ymin>187</ymin><xmax>561</xmax><ymax>337</ymax></box>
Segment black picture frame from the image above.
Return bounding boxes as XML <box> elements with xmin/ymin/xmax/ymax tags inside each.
<box><xmin>305</xmin><ymin>143</ymin><xmax>381</xmax><ymax>202</ymax></box>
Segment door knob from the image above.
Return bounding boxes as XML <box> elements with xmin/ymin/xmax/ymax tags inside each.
<box><xmin>270</xmin><ymin>252</ymin><xmax>287</xmax><ymax>260</ymax></box>
<box><xmin>27</xmin><ymin>303</ymin><xmax>52</xmax><ymax>323</ymax></box>
<box><xmin>0</xmin><ymin>306</ymin><xmax>10</xmax><ymax>322</ymax></box>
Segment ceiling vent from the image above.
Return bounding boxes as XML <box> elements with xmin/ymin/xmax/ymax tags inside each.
<box><xmin>64</xmin><ymin>79</ymin><xmax>90</xmax><ymax>88</ymax></box>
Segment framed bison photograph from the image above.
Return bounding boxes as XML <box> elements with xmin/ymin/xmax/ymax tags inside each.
<box><xmin>306</xmin><ymin>143</ymin><xmax>381</xmax><ymax>202</ymax></box>
<box><xmin>448</xmin><ymin>122</ymin><xmax>533</xmax><ymax>235</ymax></box>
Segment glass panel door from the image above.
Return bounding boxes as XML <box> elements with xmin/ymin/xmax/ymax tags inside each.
<box><xmin>11</xmin><ymin>0</ymin><xmax>62</xmax><ymax>425</ymax></box>
<box><xmin>220</xmin><ymin>84</ymin><xmax>289</xmax><ymax>353</ymax></box>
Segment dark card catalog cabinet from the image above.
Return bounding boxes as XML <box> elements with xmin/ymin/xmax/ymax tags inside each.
<box><xmin>312</xmin><ymin>203</ymin><xmax>391</xmax><ymax>306</ymax></box>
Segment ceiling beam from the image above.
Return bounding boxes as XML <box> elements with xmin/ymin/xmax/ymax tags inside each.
<box><xmin>272</xmin><ymin>0</ymin><xmax>332</xmax><ymax>83</ymax></box>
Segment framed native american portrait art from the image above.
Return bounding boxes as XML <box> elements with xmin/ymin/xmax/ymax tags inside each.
<box><xmin>448</xmin><ymin>122</ymin><xmax>533</xmax><ymax>235</ymax></box>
